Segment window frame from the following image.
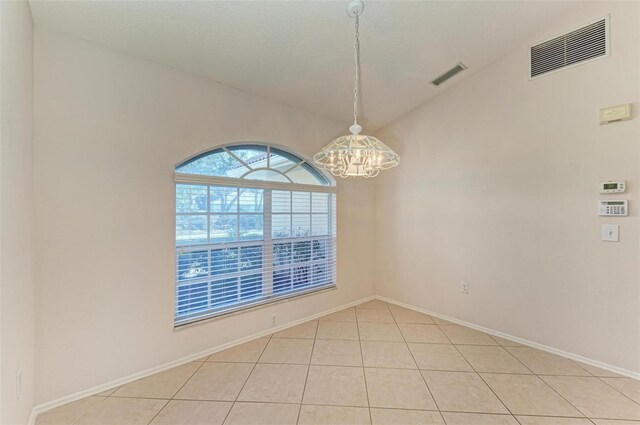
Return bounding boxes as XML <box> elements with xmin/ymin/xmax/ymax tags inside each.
<box><xmin>174</xmin><ymin>143</ymin><xmax>337</xmax><ymax>328</ymax></box>
<box><xmin>177</xmin><ymin>144</ymin><xmax>332</xmax><ymax>186</ymax></box>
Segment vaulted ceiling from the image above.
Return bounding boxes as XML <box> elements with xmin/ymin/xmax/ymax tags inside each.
<box><xmin>30</xmin><ymin>0</ymin><xmax>581</xmax><ymax>129</ymax></box>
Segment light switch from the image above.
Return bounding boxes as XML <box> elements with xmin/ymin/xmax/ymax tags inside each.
<box><xmin>602</xmin><ymin>224</ymin><xmax>619</xmax><ymax>242</ymax></box>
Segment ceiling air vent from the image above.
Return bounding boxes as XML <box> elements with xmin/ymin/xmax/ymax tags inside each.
<box><xmin>530</xmin><ymin>16</ymin><xmax>609</xmax><ymax>79</ymax></box>
<box><xmin>431</xmin><ymin>62</ymin><xmax>467</xmax><ymax>86</ymax></box>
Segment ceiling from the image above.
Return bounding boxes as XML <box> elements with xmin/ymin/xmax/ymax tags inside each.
<box><xmin>29</xmin><ymin>0</ymin><xmax>581</xmax><ymax>130</ymax></box>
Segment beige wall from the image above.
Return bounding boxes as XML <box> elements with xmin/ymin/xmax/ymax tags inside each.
<box><xmin>34</xmin><ymin>30</ymin><xmax>375</xmax><ymax>404</ymax></box>
<box><xmin>31</xmin><ymin>0</ymin><xmax>640</xmax><ymax>408</ymax></box>
<box><xmin>0</xmin><ymin>0</ymin><xmax>36</xmax><ymax>423</ymax></box>
<box><xmin>375</xmin><ymin>1</ymin><xmax>640</xmax><ymax>374</ymax></box>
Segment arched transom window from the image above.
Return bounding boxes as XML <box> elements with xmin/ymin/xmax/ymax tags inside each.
<box><xmin>174</xmin><ymin>144</ymin><xmax>337</xmax><ymax>326</ymax></box>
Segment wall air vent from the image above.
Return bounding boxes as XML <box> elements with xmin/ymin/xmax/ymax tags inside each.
<box><xmin>530</xmin><ymin>16</ymin><xmax>609</xmax><ymax>79</ymax></box>
<box><xmin>431</xmin><ymin>62</ymin><xmax>467</xmax><ymax>86</ymax></box>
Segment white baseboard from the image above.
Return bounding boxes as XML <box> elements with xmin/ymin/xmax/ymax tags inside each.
<box><xmin>30</xmin><ymin>292</ymin><xmax>638</xmax><ymax>423</ymax></box>
<box><xmin>31</xmin><ymin>295</ymin><xmax>375</xmax><ymax>420</ymax></box>
<box><xmin>28</xmin><ymin>408</ymin><xmax>37</xmax><ymax>425</ymax></box>
<box><xmin>375</xmin><ymin>295</ymin><xmax>640</xmax><ymax>381</ymax></box>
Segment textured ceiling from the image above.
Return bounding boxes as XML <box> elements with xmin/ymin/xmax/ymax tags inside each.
<box><xmin>30</xmin><ymin>0</ymin><xmax>581</xmax><ymax>130</ymax></box>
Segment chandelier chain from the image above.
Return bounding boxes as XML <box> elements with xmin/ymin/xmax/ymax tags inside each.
<box><xmin>353</xmin><ymin>11</ymin><xmax>360</xmax><ymax>125</ymax></box>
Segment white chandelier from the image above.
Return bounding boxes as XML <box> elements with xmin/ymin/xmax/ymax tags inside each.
<box><xmin>314</xmin><ymin>0</ymin><xmax>400</xmax><ymax>178</ymax></box>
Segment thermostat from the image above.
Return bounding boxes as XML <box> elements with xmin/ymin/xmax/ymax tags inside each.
<box><xmin>599</xmin><ymin>180</ymin><xmax>626</xmax><ymax>194</ymax></box>
<box><xmin>599</xmin><ymin>104</ymin><xmax>632</xmax><ymax>125</ymax></box>
<box><xmin>598</xmin><ymin>200</ymin><xmax>628</xmax><ymax>216</ymax></box>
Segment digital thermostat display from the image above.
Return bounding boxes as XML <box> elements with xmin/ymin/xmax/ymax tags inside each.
<box><xmin>599</xmin><ymin>180</ymin><xmax>626</xmax><ymax>194</ymax></box>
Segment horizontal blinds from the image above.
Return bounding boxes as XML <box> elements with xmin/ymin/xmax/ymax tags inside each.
<box><xmin>175</xmin><ymin>183</ymin><xmax>336</xmax><ymax>325</ymax></box>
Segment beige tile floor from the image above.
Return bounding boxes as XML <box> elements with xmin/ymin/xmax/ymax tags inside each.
<box><xmin>36</xmin><ymin>300</ymin><xmax>640</xmax><ymax>425</ymax></box>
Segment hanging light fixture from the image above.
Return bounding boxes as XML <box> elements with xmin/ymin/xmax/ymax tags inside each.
<box><xmin>314</xmin><ymin>0</ymin><xmax>400</xmax><ymax>178</ymax></box>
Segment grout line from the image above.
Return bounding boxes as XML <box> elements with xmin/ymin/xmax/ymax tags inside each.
<box><xmin>431</xmin><ymin>323</ymin><xmax>602</xmax><ymax>423</ymax></box>
<box><xmin>136</xmin><ymin>359</ymin><xmax>620</xmax><ymax>376</ymax></box>
<box><xmin>513</xmin><ymin>411</ymin><xmax>526</xmax><ymax>424</ymax></box>
<box><xmin>144</xmin><ymin>400</ymin><xmax>170</xmax><ymax>425</ymax></box>
<box><xmin>220</xmin><ymin>332</ymin><xmax>274</xmax><ymax>425</ymax></box>
<box><xmin>534</xmin><ymin>374</ymin><xmax>599</xmax><ymax>419</ymax></box>
<box><xmin>355</xmin><ymin>310</ymin><xmax>374</xmax><ymax>425</ymax></box>
<box><xmin>483</xmin><ymin>341</ymin><xmax>536</xmax><ymax>375</ymax></box>
<box><xmin>142</xmin><ymin>360</ymin><xmax>209</xmax><ymax>425</ymax></box>
<box><xmin>357</xmin><ymin>306</ymin><xmax>395</xmax><ymax>310</ymax></box>
<box><xmin>79</xmin><ymin>397</ymin><xmax>640</xmax><ymax>418</ymax></box>
<box><xmin>440</xmin><ymin>410</ymin><xmax>596</xmax><ymax>418</ymax></box>
<box><xmin>67</xmin><ymin>396</ymin><xmax>110</xmax><ymax>425</ymax></box>
<box><xmin>106</xmin><ymin>366</ymin><xmax>607</xmax><ymax>376</ymax></box>
<box><xmin>389</xmin><ymin>305</ymin><xmax>443</xmax><ymax>416</ymax></box>
<box><xmin>170</xmin><ymin>360</ymin><xmax>208</xmax><ymax>400</ymax></box>
<box><xmin>435</xmin><ymin>320</ymin><xmax>592</xmax><ymax>420</ymax></box>
<box><xmin>434</xmin><ymin>320</ymin><xmax>516</xmax><ymax>418</ymax></box>
<box><xmin>594</xmin><ymin>376</ymin><xmax>640</xmax><ymax>409</ymax></box>
<box><xmin>295</xmin><ymin>321</ymin><xmax>318</xmax><ymax>425</ymax></box>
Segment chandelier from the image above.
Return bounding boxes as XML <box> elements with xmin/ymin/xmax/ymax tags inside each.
<box><xmin>314</xmin><ymin>0</ymin><xmax>400</xmax><ymax>178</ymax></box>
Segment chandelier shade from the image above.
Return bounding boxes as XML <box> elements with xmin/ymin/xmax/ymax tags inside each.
<box><xmin>313</xmin><ymin>0</ymin><xmax>400</xmax><ymax>178</ymax></box>
<box><xmin>314</xmin><ymin>132</ymin><xmax>400</xmax><ymax>178</ymax></box>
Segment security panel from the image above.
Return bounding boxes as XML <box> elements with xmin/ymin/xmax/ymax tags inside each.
<box><xmin>598</xmin><ymin>200</ymin><xmax>628</xmax><ymax>216</ymax></box>
<box><xmin>599</xmin><ymin>180</ymin><xmax>626</xmax><ymax>194</ymax></box>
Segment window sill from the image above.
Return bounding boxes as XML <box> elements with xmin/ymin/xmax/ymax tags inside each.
<box><xmin>173</xmin><ymin>284</ymin><xmax>337</xmax><ymax>330</ymax></box>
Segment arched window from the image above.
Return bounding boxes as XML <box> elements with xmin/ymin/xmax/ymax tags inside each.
<box><xmin>174</xmin><ymin>144</ymin><xmax>336</xmax><ymax>326</ymax></box>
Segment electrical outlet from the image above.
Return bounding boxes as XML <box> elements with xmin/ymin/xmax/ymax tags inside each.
<box><xmin>16</xmin><ymin>369</ymin><xmax>22</xmax><ymax>400</ymax></box>
<box><xmin>461</xmin><ymin>281</ymin><xmax>469</xmax><ymax>294</ymax></box>
<box><xmin>271</xmin><ymin>315</ymin><xmax>277</xmax><ymax>326</ymax></box>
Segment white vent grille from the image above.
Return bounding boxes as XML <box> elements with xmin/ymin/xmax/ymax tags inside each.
<box><xmin>530</xmin><ymin>17</ymin><xmax>609</xmax><ymax>78</ymax></box>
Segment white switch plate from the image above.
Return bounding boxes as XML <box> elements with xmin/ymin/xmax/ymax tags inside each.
<box><xmin>602</xmin><ymin>224</ymin><xmax>619</xmax><ymax>242</ymax></box>
<box><xmin>461</xmin><ymin>281</ymin><xmax>469</xmax><ymax>294</ymax></box>
<box><xmin>16</xmin><ymin>369</ymin><xmax>22</xmax><ymax>400</ymax></box>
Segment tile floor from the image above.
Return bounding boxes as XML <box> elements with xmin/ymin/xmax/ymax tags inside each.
<box><xmin>36</xmin><ymin>300</ymin><xmax>640</xmax><ymax>425</ymax></box>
